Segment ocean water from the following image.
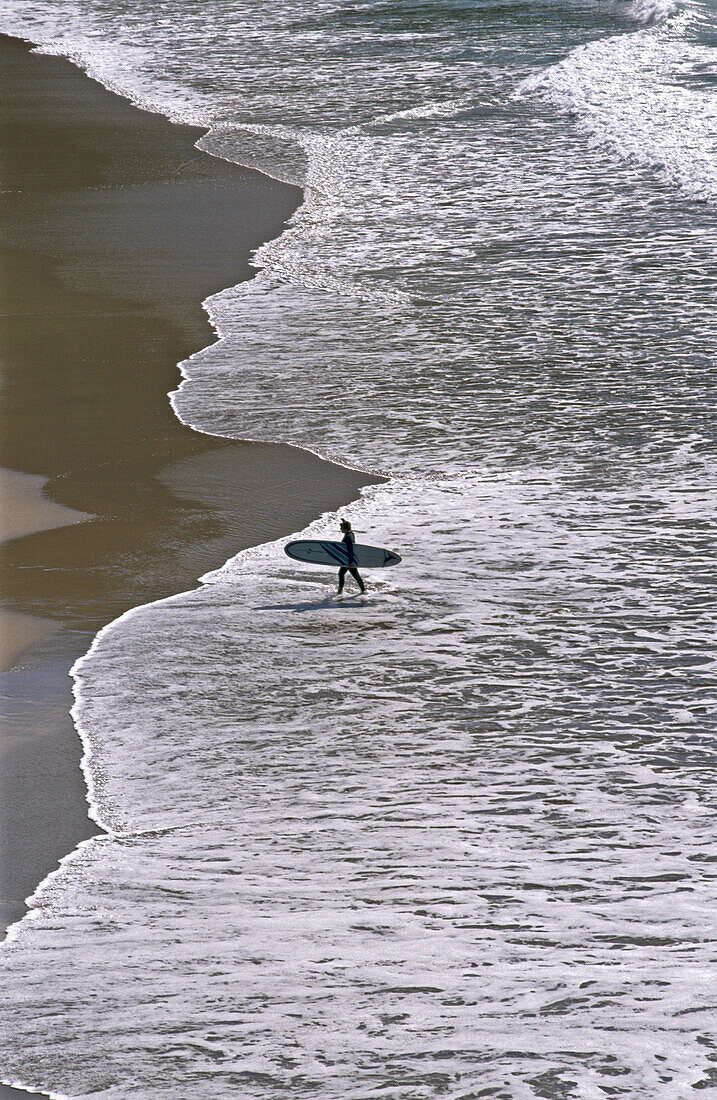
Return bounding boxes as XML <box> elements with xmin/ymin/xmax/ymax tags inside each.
<box><xmin>1</xmin><ymin>1</ymin><xmax>716</xmax><ymax>1097</ymax></box>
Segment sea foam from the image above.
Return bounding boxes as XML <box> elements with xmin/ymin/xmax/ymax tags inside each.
<box><xmin>518</xmin><ymin>1</ymin><xmax>717</xmax><ymax>202</ymax></box>
<box><xmin>1</xmin><ymin>0</ymin><xmax>716</xmax><ymax>1096</ymax></box>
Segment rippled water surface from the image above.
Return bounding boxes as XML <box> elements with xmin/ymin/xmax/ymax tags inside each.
<box><xmin>0</xmin><ymin>0</ymin><xmax>715</xmax><ymax>1096</ymax></box>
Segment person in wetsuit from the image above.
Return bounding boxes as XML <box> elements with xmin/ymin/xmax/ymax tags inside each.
<box><xmin>338</xmin><ymin>518</ymin><xmax>366</xmax><ymax>594</ymax></box>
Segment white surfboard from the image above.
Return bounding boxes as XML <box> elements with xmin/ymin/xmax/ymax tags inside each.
<box><xmin>284</xmin><ymin>539</ymin><xmax>401</xmax><ymax>568</ymax></box>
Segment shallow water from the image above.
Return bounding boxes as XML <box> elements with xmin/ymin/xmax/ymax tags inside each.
<box><xmin>0</xmin><ymin>0</ymin><xmax>715</xmax><ymax>1096</ymax></box>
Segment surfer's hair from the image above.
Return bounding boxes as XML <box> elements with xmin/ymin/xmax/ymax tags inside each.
<box><xmin>340</xmin><ymin>518</ymin><xmax>351</xmax><ymax>529</ymax></box>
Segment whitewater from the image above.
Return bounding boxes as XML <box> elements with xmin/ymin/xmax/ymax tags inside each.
<box><xmin>1</xmin><ymin>0</ymin><xmax>716</xmax><ymax>1096</ymax></box>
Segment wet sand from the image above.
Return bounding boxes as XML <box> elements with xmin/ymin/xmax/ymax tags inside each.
<box><xmin>0</xmin><ymin>32</ymin><xmax>381</xmax><ymax>947</ymax></box>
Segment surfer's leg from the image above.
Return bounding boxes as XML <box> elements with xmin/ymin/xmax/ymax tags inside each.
<box><xmin>349</xmin><ymin>567</ymin><xmax>366</xmax><ymax>593</ymax></box>
<box><xmin>338</xmin><ymin>566</ymin><xmax>347</xmax><ymax>593</ymax></box>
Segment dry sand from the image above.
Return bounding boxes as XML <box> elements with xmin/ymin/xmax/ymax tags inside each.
<box><xmin>0</xmin><ymin>608</ymin><xmax>60</xmax><ymax>673</ymax></box>
<box><xmin>0</xmin><ymin>467</ymin><xmax>91</xmax><ymax>546</ymax></box>
<box><xmin>0</xmin><ymin>468</ymin><xmax>90</xmax><ymax>670</ymax></box>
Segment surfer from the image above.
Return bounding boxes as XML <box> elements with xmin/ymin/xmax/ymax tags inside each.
<box><xmin>338</xmin><ymin>519</ymin><xmax>366</xmax><ymax>594</ymax></box>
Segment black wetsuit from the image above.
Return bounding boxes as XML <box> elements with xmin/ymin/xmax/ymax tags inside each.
<box><xmin>338</xmin><ymin>530</ymin><xmax>365</xmax><ymax>593</ymax></box>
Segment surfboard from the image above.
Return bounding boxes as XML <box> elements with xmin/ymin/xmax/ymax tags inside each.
<box><xmin>284</xmin><ymin>539</ymin><xmax>402</xmax><ymax>568</ymax></box>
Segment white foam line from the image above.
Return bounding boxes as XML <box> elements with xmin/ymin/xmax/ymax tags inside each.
<box><xmin>515</xmin><ymin>1</ymin><xmax>717</xmax><ymax>204</ymax></box>
<box><xmin>582</xmin><ymin>0</ymin><xmax>680</xmax><ymax>25</ymax></box>
<box><xmin>0</xmin><ymin>1083</ymin><xmax>65</xmax><ymax>1100</ymax></box>
<box><xmin>170</xmin><ymin>325</ymin><xmax>385</xmax><ymax>479</ymax></box>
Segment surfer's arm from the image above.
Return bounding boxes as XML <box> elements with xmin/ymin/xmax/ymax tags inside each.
<box><xmin>342</xmin><ymin>533</ymin><xmax>356</xmax><ymax>564</ymax></box>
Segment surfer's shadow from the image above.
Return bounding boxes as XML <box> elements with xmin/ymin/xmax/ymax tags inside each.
<box><xmin>255</xmin><ymin>594</ymin><xmax>374</xmax><ymax>613</ymax></box>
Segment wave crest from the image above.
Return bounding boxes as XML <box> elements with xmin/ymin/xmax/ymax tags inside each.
<box><xmin>517</xmin><ymin>3</ymin><xmax>717</xmax><ymax>203</ymax></box>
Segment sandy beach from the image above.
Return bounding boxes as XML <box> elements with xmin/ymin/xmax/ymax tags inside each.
<box><xmin>0</xmin><ymin>32</ymin><xmax>380</xmax><ymax>944</ymax></box>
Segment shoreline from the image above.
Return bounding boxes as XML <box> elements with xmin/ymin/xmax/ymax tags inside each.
<box><xmin>0</xmin><ymin>25</ymin><xmax>381</xmax><ymax>992</ymax></box>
